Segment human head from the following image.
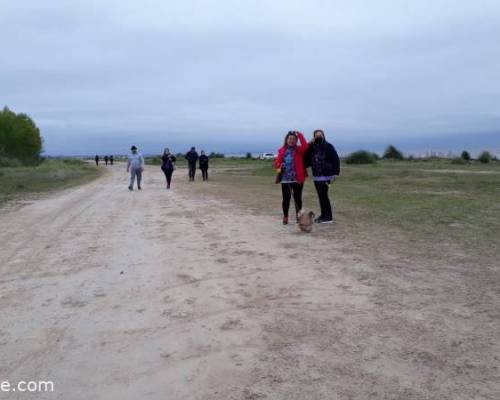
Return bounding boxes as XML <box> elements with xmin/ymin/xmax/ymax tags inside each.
<box><xmin>191</xmin><ymin>146</ymin><xmax>195</xmax><ymax>151</ymax></box>
<box><xmin>284</xmin><ymin>131</ymin><xmax>298</xmax><ymax>147</ymax></box>
<box><xmin>201</xmin><ymin>150</ymin><xmax>205</xmax><ymax>155</ymax></box>
<box><xmin>131</xmin><ymin>145</ymin><xmax>137</xmax><ymax>153</ymax></box>
<box><xmin>164</xmin><ymin>147</ymin><xmax>170</xmax><ymax>155</ymax></box>
<box><xmin>313</xmin><ymin>129</ymin><xmax>325</xmax><ymax>141</ymax></box>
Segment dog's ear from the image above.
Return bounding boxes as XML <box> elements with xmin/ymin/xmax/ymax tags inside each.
<box><xmin>309</xmin><ymin>211</ymin><xmax>315</xmax><ymax>218</ymax></box>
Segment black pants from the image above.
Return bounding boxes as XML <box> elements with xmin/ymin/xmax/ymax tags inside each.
<box><xmin>201</xmin><ymin>168</ymin><xmax>208</xmax><ymax>181</ymax></box>
<box><xmin>281</xmin><ymin>183</ymin><xmax>303</xmax><ymax>218</ymax></box>
<box><xmin>163</xmin><ymin>169</ymin><xmax>173</xmax><ymax>187</ymax></box>
<box><xmin>314</xmin><ymin>180</ymin><xmax>333</xmax><ymax>220</ymax></box>
<box><xmin>188</xmin><ymin>163</ymin><xmax>196</xmax><ymax>180</ymax></box>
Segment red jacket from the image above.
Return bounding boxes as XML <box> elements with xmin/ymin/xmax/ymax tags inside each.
<box><xmin>274</xmin><ymin>132</ymin><xmax>309</xmax><ymax>184</ymax></box>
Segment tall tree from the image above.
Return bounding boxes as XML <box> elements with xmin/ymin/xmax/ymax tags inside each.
<box><xmin>0</xmin><ymin>106</ymin><xmax>43</xmax><ymax>160</ymax></box>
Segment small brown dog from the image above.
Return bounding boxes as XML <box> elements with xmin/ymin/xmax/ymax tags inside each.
<box><xmin>298</xmin><ymin>210</ymin><xmax>315</xmax><ymax>233</ymax></box>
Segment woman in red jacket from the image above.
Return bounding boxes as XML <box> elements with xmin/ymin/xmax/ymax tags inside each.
<box><xmin>274</xmin><ymin>131</ymin><xmax>309</xmax><ymax>225</ymax></box>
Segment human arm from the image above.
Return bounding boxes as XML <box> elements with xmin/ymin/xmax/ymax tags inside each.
<box><xmin>274</xmin><ymin>148</ymin><xmax>284</xmax><ymax>170</ymax></box>
<box><xmin>329</xmin><ymin>144</ymin><xmax>340</xmax><ymax>176</ymax></box>
<box><xmin>296</xmin><ymin>132</ymin><xmax>309</xmax><ymax>154</ymax></box>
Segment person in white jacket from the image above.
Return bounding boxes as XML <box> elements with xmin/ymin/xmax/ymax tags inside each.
<box><xmin>127</xmin><ymin>145</ymin><xmax>145</xmax><ymax>190</ymax></box>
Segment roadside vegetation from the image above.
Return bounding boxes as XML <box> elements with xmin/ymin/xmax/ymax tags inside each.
<box><xmin>0</xmin><ymin>159</ymin><xmax>101</xmax><ymax>206</ymax></box>
<box><xmin>0</xmin><ymin>107</ymin><xmax>101</xmax><ymax>206</ymax></box>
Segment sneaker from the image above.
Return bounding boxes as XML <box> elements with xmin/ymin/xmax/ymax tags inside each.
<box><xmin>283</xmin><ymin>217</ymin><xmax>289</xmax><ymax>225</ymax></box>
<box><xmin>316</xmin><ymin>217</ymin><xmax>333</xmax><ymax>224</ymax></box>
<box><xmin>128</xmin><ymin>186</ymin><xmax>133</xmax><ymax>191</ymax></box>
<box><xmin>138</xmin><ymin>186</ymin><xmax>142</xmax><ymax>190</ymax></box>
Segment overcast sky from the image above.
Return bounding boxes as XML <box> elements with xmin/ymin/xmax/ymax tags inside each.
<box><xmin>1</xmin><ymin>0</ymin><xmax>499</xmax><ymax>155</ymax></box>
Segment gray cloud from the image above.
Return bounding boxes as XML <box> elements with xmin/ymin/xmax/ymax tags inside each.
<box><xmin>1</xmin><ymin>0</ymin><xmax>499</xmax><ymax>155</ymax></box>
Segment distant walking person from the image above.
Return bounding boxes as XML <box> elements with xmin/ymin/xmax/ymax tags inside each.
<box><xmin>161</xmin><ymin>148</ymin><xmax>176</xmax><ymax>189</ymax></box>
<box><xmin>109</xmin><ymin>155</ymin><xmax>114</xmax><ymax>165</ymax></box>
<box><xmin>199</xmin><ymin>151</ymin><xmax>209</xmax><ymax>181</ymax></box>
<box><xmin>95</xmin><ymin>155</ymin><xmax>99</xmax><ymax>166</ymax></box>
<box><xmin>274</xmin><ymin>131</ymin><xmax>309</xmax><ymax>225</ymax></box>
<box><xmin>104</xmin><ymin>155</ymin><xmax>109</xmax><ymax>166</ymax></box>
<box><xmin>185</xmin><ymin>147</ymin><xmax>199</xmax><ymax>181</ymax></box>
<box><xmin>127</xmin><ymin>145</ymin><xmax>144</xmax><ymax>191</ymax></box>
<box><xmin>305</xmin><ymin>129</ymin><xmax>340</xmax><ymax>223</ymax></box>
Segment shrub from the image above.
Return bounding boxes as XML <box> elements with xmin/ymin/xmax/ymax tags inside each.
<box><xmin>383</xmin><ymin>145</ymin><xmax>404</xmax><ymax>160</ymax></box>
<box><xmin>209</xmin><ymin>152</ymin><xmax>225</xmax><ymax>158</ymax></box>
<box><xmin>145</xmin><ymin>156</ymin><xmax>162</xmax><ymax>165</ymax></box>
<box><xmin>245</xmin><ymin>152</ymin><xmax>252</xmax><ymax>159</ymax></box>
<box><xmin>461</xmin><ymin>150</ymin><xmax>471</xmax><ymax>161</ymax></box>
<box><xmin>451</xmin><ymin>157</ymin><xmax>467</xmax><ymax>165</ymax></box>
<box><xmin>477</xmin><ymin>151</ymin><xmax>492</xmax><ymax>164</ymax></box>
<box><xmin>344</xmin><ymin>150</ymin><xmax>377</xmax><ymax>164</ymax></box>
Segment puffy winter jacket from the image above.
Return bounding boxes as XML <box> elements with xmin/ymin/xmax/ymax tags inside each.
<box><xmin>274</xmin><ymin>132</ymin><xmax>309</xmax><ymax>184</ymax></box>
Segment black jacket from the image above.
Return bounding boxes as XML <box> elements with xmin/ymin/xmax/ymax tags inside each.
<box><xmin>305</xmin><ymin>141</ymin><xmax>340</xmax><ymax>177</ymax></box>
<box><xmin>185</xmin><ymin>150</ymin><xmax>198</xmax><ymax>164</ymax></box>
<box><xmin>199</xmin><ymin>155</ymin><xmax>209</xmax><ymax>169</ymax></box>
<box><xmin>161</xmin><ymin>154</ymin><xmax>176</xmax><ymax>171</ymax></box>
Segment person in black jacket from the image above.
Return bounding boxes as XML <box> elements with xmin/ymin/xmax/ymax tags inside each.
<box><xmin>185</xmin><ymin>147</ymin><xmax>199</xmax><ymax>181</ymax></box>
<box><xmin>199</xmin><ymin>151</ymin><xmax>209</xmax><ymax>181</ymax></box>
<box><xmin>305</xmin><ymin>129</ymin><xmax>340</xmax><ymax>223</ymax></box>
<box><xmin>161</xmin><ymin>148</ymin><xmax>176</xmax><ymax>189</ymax></box>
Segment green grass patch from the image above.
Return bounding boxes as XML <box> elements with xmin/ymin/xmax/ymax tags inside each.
<box><xmin>190</xmin><ymin>158</ymin><xmax>500</xmax><ymax>259</ymax></box>
<box><xmin>0</xmin><ymin>159</ymin><xmax>102</xmax><ymax>205</ymax></box>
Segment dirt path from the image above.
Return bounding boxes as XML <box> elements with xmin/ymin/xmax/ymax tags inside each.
<box><xmin>1</xmin><ymin>165</ymin><xmax>498</xmax><ymax>399</ymax></box>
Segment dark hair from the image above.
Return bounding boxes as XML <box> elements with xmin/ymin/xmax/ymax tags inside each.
<box><xmin>283</xmin><ymin>131</ymin><xmax>298</xmax><ymax>146</ymax></box>
<box><xmin>131</xmin><ymin>145</ymin><xmax>137</xmax><ymax>150</ymax></box>
<box><xmin>313</xmin><ymin>129</ymin><xmax>325</xmax><ymax>138</ymax></box>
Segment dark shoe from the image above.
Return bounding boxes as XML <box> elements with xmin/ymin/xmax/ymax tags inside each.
<box><xmin>283</xmin><ymin>217</ymin><xmax>289</xmax><ymax>225</ymax></box>
<box><xmin>128</xmin><ymin>186</ymin><xmax>133</xmax><ymax>191</ymax></box>
<box><xmin>315</xmin><ymin>217</ymin><xmax>333</xmax><ymax>224</ymax></box>
<box><xmin>138</xmin><ymin>186</ymin><xmax>142</xmax><ymax>190</ymax></box>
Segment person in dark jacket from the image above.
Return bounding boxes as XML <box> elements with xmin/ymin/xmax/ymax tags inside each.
<box><xmin>95</xmin><ymin>155</ymin><xmax>99</xmax><ymax>166</ymax></box>
<box><xmin>185</xmin><ymin>147</ymin><xmax>199</xmax><ymax>181</ymax></box>
<box><xmin>199</xmin><ymin>151</ymin><xmax>209</xmax><ymax>181</ymax></box>
<box><xmin>104</xmin><ymin>155</ymin><xmax>109</xmax><ymax>165</ymax></box>
<box><xmin>305</xmin><ymin>129</ymin><xmax>340</xmax><ymax>223</ymax></box>
<box><xmin>161</xmin><ymin>147</ymin><xmax>176</xmax><ymax>189</ymax></box>
<box><xmin>109</xmin><ymin>155</ymin><xmax>114</xmax><ymax>165</ymax></box>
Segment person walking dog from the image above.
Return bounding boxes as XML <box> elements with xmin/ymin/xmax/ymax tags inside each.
<box><xmin>274</xmin><ymin>131</ymin><xmax>309</xmax><ymax>225</ymax></box>
<box><xmin>305</xmin><ymin>129</ymin><xmax>340</xmax><ymax>223</ymax></box>
<box><xmin>127</xmin><ymin>145</ymin><xmax>144</xmax><ymax>190</ymax></box>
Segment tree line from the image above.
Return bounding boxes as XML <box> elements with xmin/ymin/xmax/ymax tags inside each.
<box><xmin>344</xmin><ymin>145</ymin><xmax>497</xmax><ymax>164</ymax></box>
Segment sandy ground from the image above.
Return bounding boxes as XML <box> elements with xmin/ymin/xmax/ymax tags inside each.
<box><xmin>1</xmin><ymin>165</ymin><xmax>499</xmax><ymax>400</ymax></box>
